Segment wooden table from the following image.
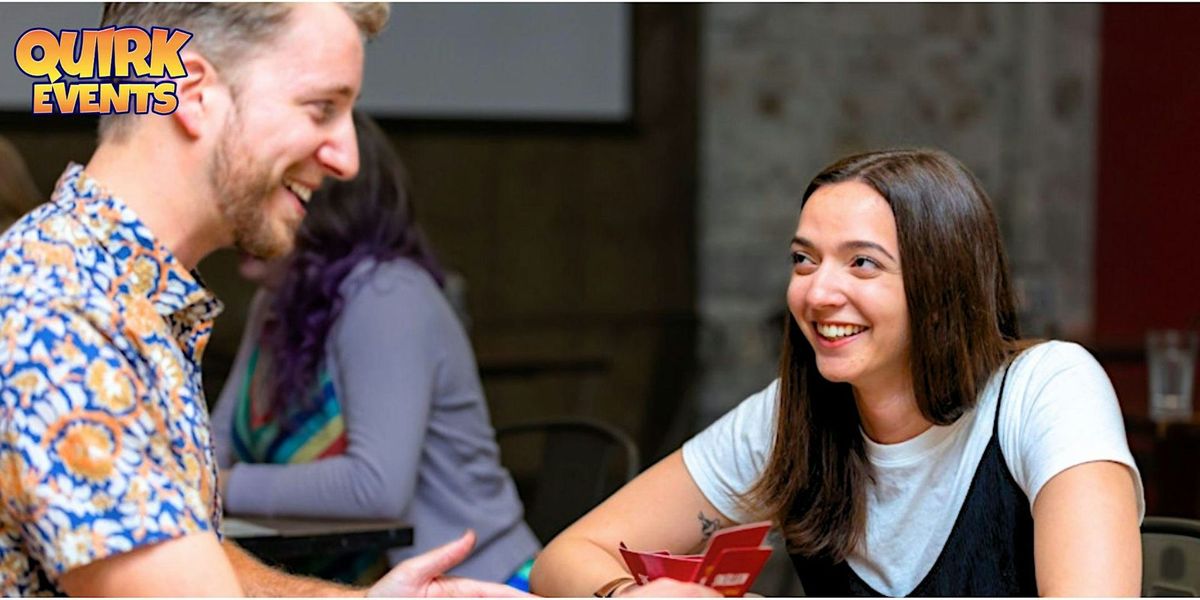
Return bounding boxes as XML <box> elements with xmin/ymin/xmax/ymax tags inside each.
<box><xmin>226</xmin><ymin>516</ymin><xmax>413</xmax><ymax>562</ymax></box>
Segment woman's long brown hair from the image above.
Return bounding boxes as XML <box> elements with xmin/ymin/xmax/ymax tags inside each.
<box><xmin>742</xmin><ymin>148</ymin><xmax>1029</xmax><ymax>560</ymax></box>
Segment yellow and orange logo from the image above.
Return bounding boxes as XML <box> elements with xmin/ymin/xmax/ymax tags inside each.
<box><xmin>14</xmin><ymin>26</ymin><xmax>192</xmax><ymax>115</ymax></box>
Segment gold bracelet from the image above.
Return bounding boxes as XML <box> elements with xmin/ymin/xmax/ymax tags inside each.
<box><xmin>593</xmin><ymin>576</ymin><xmax>636</xmax><ymax>597</ymax></box>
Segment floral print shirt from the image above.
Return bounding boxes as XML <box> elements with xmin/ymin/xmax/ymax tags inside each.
<box><xmin>0</xmin><ymin>164</ymin><xmax>224</xmax><ymax>595</ymax></box>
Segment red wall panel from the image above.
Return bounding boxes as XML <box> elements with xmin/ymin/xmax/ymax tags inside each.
<box><xmin>1096</xmin><ymin>5</ymin><xmax>1200</xmax><ymax>415</ymax></box>
<box><xmin>1096</xmin><ymin>5</ymin><xmax>1200</xmax><ymax>336</ymax></box>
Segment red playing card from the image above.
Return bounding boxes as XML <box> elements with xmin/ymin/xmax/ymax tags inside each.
<box><xmin>695</xmin><ymin>522</ymin><xmax>771</xmax><ymax>585</ymax></box>
<box><xmin>699</xmin><ymin>547</ymin><xmax>773</xmax><ymax>597</ymax></box>
<box><xmin>617</xmin><ymin>521</ymin><xmax>773</xmax><ymax>596</ymax></box>
<box><xmin>620</xmin><ymin>544</ymin><xmax>701</xmax><ymax>584</ymax></box>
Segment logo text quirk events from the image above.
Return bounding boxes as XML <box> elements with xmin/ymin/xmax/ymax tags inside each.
<box><xmin>14</xmin><ymin>26</ymin><xmax>192</xmax><ymax>115</ymax></box>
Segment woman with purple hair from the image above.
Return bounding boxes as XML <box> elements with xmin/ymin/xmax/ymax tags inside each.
<box><xmin>210</xmin><ymin>111</ymin><xmax>540</xmax><ymax>587</ymax></box>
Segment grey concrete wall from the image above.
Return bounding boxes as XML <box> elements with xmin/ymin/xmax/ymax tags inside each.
<box><xmin>696</xmin><ymin>4</ymin><xmax>1100</xmax><ymax>423</ymax></box>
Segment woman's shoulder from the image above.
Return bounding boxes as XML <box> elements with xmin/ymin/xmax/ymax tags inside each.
<box><xmin>335</xmin><ymin>257</ymin><xmax>452</xmax><ymax>328</ymax></box>
<box><xmin>341</xmin><ymin>256</ymin><xmax>442</xmax><ymax>299</ymax></box>
<box><xmin>998</xmin><ymin>339</ymin><xmax>1117</xmax><ymax>422</ymax></box>
<box><xmin>993</xmin><ymin>341</ymin><xmax>1140</xmax><ymax>513</ymax></box>
<box><xmin>1009</xmin><ymin>339</ymin><xmax>1103</xmax><ymax>380</ymax></box>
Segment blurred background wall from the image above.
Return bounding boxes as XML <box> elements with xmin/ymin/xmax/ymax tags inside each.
<box><xmin>2</xmin><ymin>1</ymin><xmax>1199</xmax><ymax>502</ymax></box>
<box><xmin>696</xmin><ymin>3</ymin><xmax>1102</xmax><ymax>423</ymax></box>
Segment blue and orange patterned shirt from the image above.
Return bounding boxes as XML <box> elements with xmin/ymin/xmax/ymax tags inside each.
<box><xmin>0</xmin><ymin>164</ymin><xmax>224</xmax><ymax>595</ymax></box>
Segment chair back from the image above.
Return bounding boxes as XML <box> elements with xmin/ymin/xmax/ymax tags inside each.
<box><xmin>1143</xmin><ymin>516</ymin><xmax>1200</xmax><ymax>596</ymax></box>
<box><xmin>496</xmin><ymin>417</ymin><xmax>640</xmax><ymax>544</ymax></box>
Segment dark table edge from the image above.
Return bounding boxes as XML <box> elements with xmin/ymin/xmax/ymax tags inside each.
<box><xmin>233</xmin><ymin>525</ymin><xmax>414</xmax><ymax>561</ymax></box>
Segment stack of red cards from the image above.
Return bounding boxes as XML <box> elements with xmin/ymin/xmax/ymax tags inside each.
<box><xmin>618</xmin><ymin>521</ymin><xmax>773</xmax><ymax>597</ymax></box>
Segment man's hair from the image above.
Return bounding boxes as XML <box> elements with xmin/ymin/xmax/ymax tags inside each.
<box><xmin>97</xmin><ymin>2</ymin><xmax>389</xmax><ymax>142</ymax></box>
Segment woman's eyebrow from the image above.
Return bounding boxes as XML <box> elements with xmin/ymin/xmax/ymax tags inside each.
<box><xmin>840</xmin><ymin>240</ymin><xmax>896</xmax><ymax>262</ymax></box>
<box><xmin>791</xmin><ymin>236</ymin><xmax>897</xmax><ymax>262</ymax></box>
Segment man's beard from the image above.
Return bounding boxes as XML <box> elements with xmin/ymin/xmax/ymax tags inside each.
<box><xmin>209</xmin><ymin>110</ymin><xmax>297</xmax><ymax>259</ymax></box>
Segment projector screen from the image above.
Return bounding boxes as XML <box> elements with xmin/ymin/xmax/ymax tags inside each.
<box><xmin>0</xmin><ymin>3</ymin><xmax>633</xmax><ymax>122</ymax></box>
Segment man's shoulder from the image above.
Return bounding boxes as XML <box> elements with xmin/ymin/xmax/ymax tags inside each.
<box><xmin>0</xmin><ymin>203</ymin><xmax>111</xmax><ymax>316</ymax></box>
<box><xmin>0</xmin><ymin>209</ymin><xmax>127</xmax><ymax>364</ymax></box>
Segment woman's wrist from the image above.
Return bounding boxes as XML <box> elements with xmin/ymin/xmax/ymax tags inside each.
<box><xmin>593</xmin><ymin>576</ymin><xmax>636</xmax><ymax>597</ymax></box>
<box><xmin>610</xmin><ymin>579</ymin><xmax>640</xmax><ymax>597</ymax></box>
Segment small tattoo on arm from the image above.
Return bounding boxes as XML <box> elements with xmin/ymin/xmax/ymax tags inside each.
<box><xmin>698</xmin><ymin>511</ymin><xmax>719</xmax><ymax>542</ymax></box>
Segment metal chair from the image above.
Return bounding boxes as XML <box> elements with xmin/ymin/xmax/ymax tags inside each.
<box><xmin>496</xmin><ymin>417</ymin><xmax>640</xmax><ymax>544</ymax></box>
<box><xmin>1143</xmin><ymin>517</ymin><xmax>1200</xmax><ymax>596</ymax></box>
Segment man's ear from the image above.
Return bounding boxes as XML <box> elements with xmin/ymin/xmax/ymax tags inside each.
<box><xmin>172</xmin><ymin>51</ymin><xmax>228</xmax><ymax>139</ymax></box>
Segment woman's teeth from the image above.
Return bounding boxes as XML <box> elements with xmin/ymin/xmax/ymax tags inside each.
<box><xmin>816</xmin><ymin>323</ymin><xmax>867</xmax><ymax>339</ymax></box>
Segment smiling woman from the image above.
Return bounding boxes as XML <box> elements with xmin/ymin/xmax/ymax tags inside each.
<box><xmin>529</xmin><ymin>148</ymin><xmax>1144</xmax><ymax>598</ymax></box>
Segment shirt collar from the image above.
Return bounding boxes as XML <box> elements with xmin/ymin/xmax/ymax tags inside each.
<box><xmin>53</xmin><ymin>163</ymin><xmax>224</xmax><ymax>323</ymax></box>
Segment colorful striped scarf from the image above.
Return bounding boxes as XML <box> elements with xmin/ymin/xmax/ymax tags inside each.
<box><xmin>232</xmin><ymin>346</ymin><xmax>348</xmax><ymax>465</ymax></box>
<box><xmin>231</xmin><ymin>344</ymin><xmax>387</xmax><ymax>584</ymax></box>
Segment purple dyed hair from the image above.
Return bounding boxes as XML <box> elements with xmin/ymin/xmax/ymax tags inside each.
<box><xmin>263</xmin><ymin>111</ymin><xmax>445</xmax><ymax>423</ymax></box>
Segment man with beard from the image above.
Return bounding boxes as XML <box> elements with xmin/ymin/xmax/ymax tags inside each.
<box><xmin>0</xmin><ymin>4</ymin><xmax>526</xmax><ymax>597</ymax></box>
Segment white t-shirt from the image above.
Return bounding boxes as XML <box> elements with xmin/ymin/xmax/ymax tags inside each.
<box><xmin>682</xmin><ymin>341</ymin><xmax>1145</xmax><ymax>597</ymax></box>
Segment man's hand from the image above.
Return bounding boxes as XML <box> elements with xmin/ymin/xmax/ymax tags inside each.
<box><xmin>368</xmin><ymin>530</ymin><xmax>531</xmax><ymax>598</ymax></box>
<box><xmin>615</xmin><ymin>578</ymin><xmax>722</xmax><ymax>597</ymax></box>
